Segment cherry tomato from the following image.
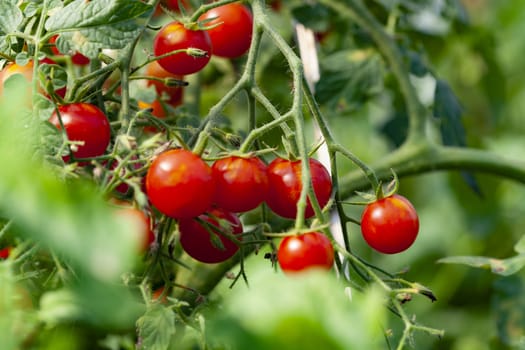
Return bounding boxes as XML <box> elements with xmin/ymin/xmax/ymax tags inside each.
<box><xmin>145</xmin><ymin>149</ymin><xmax>215</xmax><ymax>219</ymax></box>
<box><xmin>360</xmin><ymin>194</ymin><xmax>419</xmax><ymax>254</ymax></box>
<box><xmin>115</xmin><ymin>207</ymin><xmax>155</xmax><ymax>253</ymax></box>
<box><xmin>138</xmin><ymin>99</ymin><xmax>168</xmax><ymax>133</ymax></box>
<box><xmin>277</xmin><ymin>232</ymin><xmax>334</xmax><ymax>273</ymax></box>
<box><xmin>160</xmin><ymin>0</ymin><xmax>190</xmax><ymax>13</ymax></box>
<box><xmin>49</xmin><ymin>103</ymin><xmax>111</xmax><ymax>160</ymax></box>
<box><xmin>178</xmin><ymin>208</ymin><xmax>243</xmax><ymax>263</ymax></box>
<box><xmin>211</xmin><ymin>156</ymin><xmax>268</xmax><ymax>213</ymax></box>
<box><xmin>266</xmin><ymin>158</ymin><xmax>332</xmax><ymax>219</ymax></box>
<box><xmin>49</xmin><ymin>35</ymin><xmax>90</xmax><ymax>66</ymax></box>
<box><xmin>0</xmin><ymin>247</ymin><xmax>11</xmax><ymax>259</ymax></box>
<box><xmin>153</xmin><ymin>21</ymin><xmax>212</xmax><ymax>75</ymax></box>
<box><xmin>144</xmin><ymin>61</ymin><xmax>184</xmax><ymax>106</ymax></box>
<box><xmin>199</xmin><ymin>3</ymin><xmax>253</xmax><ymax>58</ymax></box>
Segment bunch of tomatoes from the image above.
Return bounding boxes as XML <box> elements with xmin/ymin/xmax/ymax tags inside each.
<box><xmin>0</xmin><ymin>1</ymin><xmax>420</xmax><ymax>278</ymax></box>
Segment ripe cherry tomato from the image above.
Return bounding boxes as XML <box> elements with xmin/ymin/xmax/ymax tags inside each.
<box><xmin>153</xmin><ymin>21</ymin><xmax>212</xmax><ymax>75</ymax></box>
<box><xmin>144</xmin><ymin>61</ymin><xmax>184</xmax><ymax>106</ymax></box>
<box><xmin>277</xmin><ymin>232</ymin><xmax>334</xmax><ymax>273</ymax></box>
<box><xmin>115</xmin><ymin>207</ymin><xmax>155</xmax><ymax>253</ymax></box>
<box><xmin>160</xmin><ymin>0</ymin><xmax>190</xmax><ymax>13</ymax></box>
<box><xmin>0</xmin><ymin>247</ymin><xmax>11</xmax><ymax>259</ymax></box>
<box><xmin>199</xmin><ymin>3</ymin><xmax>253</xmax><ymax>58</ymax></box>
<box><xmin>360</xmin><ymin>194</ymin><xmax>419</xmax><ymax>254</ymax></box>
<box><xmin>211</xmin><ymin>156</ymin><xmax>268</xmax><ymax>213</ymax></box>
<box><xmin>266</xmin><ymin>158</ymin><xmax>332</xmax><ymax>219</ymax></box>
<box><xmin>178</xmin><ymin>208</ymin><xmax>243</xmax><ymax>263</ymax></box>
<box><xmin>49</xmin><ymin>35</ymin><xmax>90</xmax><ymax>66</ymax></box>
<box><xmin>145</xmin><ymin>149</ymin><xmax>215</xmax><ymax>219</ymax></box>
<box><xmin>49</xmin><ymin>103</ymin><xmax>111</xmax><ymax>160</ymax></box>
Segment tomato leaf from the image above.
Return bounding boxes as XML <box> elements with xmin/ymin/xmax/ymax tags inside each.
<box><xmin>136</xmin><ymin>304</ymin><xmax>176</xmax><ymax>350</ymax></box>
<box><xmin>45</xmin><ymin>0</ymin><xmax>151</xmax><ymax>58</ymax></box>
<box><xmin>0</xmin><ymin>1</ymin><xmax>22</xmax><ymax>34</ymax></box>
<box><xmin>438</xmin><ymin>254</ymin><xmax>525</xmax><ymax>276</ymax></box>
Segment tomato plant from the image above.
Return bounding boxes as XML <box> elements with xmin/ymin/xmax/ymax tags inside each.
<box><xmin>211</xmin><ymin>155</ymin><xmax>268</xmax><ymax>213</ymax></box>
<box><xmin>48</xmin><ymin>102</ymin><xmax>111</xmax><ymax>160</ymax></box>
<box><xmin>178</xmin><ymin>208</ymin><xmax>243</xmax><ymax>263</ymax></box>
<box><xmin>360</xmin><ymin>194</ymin><xmax>419</xmax><ymax>254</ymax></box>
<box><xmin>277</xmin><ymin>232</ymin><xmax>334</xmax><ymax>273</ymax></box>
<box><xmin>144</xmin><ymin>60</ymin><xmax>184</xmax><ymax>106</ymax></box>
<box><xmin>153</xmin><ymin>21</ymin><xmax>212</xmax><ymax>75</ymax></box>
<box><xmin>266</xmin><ymin>157</ymin><xmax>332</xmax><ymax>219</ymax></box>
<box><xmin>145</xmin><ymin>149</ymin><xmax>215</xmax><ymax>219</ymax></box>
<box><xmin>199</xmin><ymin>3</ymin><xmax>253</xmax><ymax>58</ymax></box>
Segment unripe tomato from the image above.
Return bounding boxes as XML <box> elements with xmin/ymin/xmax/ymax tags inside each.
<box><xmin>277</xmin><ymin>232</ymin><xmax>334</xmax><ymax>273</ymax></box>
<box><xmin>360</xmin><ymin>194</ymin><xmax>419</xmax><ymax>254</ymax></box>
<box><xmin>179</xmin><ymin>208</ymin><xmax>243</xmax><ymax>263</ymax></box>
<box><xmin>49</xmin><ymin>103</ymin><xmax>111</xmax><ymax>160</ymax></box>
<box><xmin>145</xmin><ymin>149</ymin><xmax>215</xmax><ymax>219</ymax></box>
<box><xmin>211</xmin><ymin>156</ymin><xmax>268</xmax><ymax>213</ymax></box>
<box><xmin>266</xmin><ymin>158</ymin><xmax>332</xmax><ymax>219</ymax></box>
<box><xmin>153</xmin><ymin>22</ymin><xmax>212</xmax><ymax>75</ymax></box>
<box><xmin>198</xmin><ymin>3</ymin><xmax>253</xmax><ymax>58</ymax></box>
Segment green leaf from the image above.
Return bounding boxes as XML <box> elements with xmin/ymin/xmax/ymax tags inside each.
<box><xmin>0</xmin><ymin>1</ymin><xmax>22</xmax><ymax>34</ymax></box>
<box><xmin>492</xmin><ymin>276</ymin><xmax>525</xmax><ymax>347</ymax></box>
<box><xmin>137</xmin><ymin>304</ymin><xmax>176</xmax><ymax>350</ymax></box>
<box><xmin>515</xmin><ymin>235</ymin><xmax>525</xmax><ymax>254</ymax></box>
<box><xmin>438</xmin><ymin>254</ymin><xmax>525</xmax><ymax>276</ymax></box>
<box><xmin>45</xmin><ymin>0</ymin><xmax>151</xmax><ymax>58</ymax></box>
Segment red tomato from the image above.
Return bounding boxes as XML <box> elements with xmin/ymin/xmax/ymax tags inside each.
<box><xmin>144</xmin><ymin>61</ymin><xmax>184</xmax><ymax>106</ymax></box>
<box><xmin>178</xmin><ymin>208</ymin><xmax>243</xmax><ymax>263</ymax></box>
<box><xmin>145</xmin><ymin>149</ymin><xmax>215</xmax><ymax>219</ymax></box>
<box><xmin>153</xmin><ymin>22</ymin><xmax>212</xmax><ymax>75</ymax></box>
<box><xmin>266</xmin><ymin>158</ymin><xmax>332</xmax><ymax>219</ymax></box>
<box><xmin>360</xmin><ymin>194</ymin><xmax>419</xmax><ymax>254</ymax></box>
<box><xmin>116</xmin><ymin>207</ymin><xmax>155</xmax><ymax>253</ymax></box>
<box><xmin>199</xmin><ymin>3</ymin><xmax>253</xmax><ymax>58</ymax></box>
<box><xmin>49</xmin><ymin>103</ymin><xmax>111</xmax><ymax>160</ymax></box>
<box><xmin>49</xmin><ymin>35</ymin><xmax>90</xmax><ymax>66</ymax></box>
<box><xmin>0</xmin><ymin>247</ymin><xmax>11</xmax><ymax>259</ymax></box>
<box><xmin>160</xmin><ymin>0</ymin><xmax>190</xmax><ymax>13</ymax></box>
<box><xmin>211</xmin><ymin>156</ymin><xmax>268</xmax><ymax>213</ymax></box>
<box><xmin>277</xmin><ymin>232</ymin><xmax>334</xmax><ymax>273</ymax></box>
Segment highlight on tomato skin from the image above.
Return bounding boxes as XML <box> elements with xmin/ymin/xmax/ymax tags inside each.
<box><xmin>277</xmin><ymin>231</ymin><xmax>334</xmax><ymax>273</ymax></box>
<box><xmin>360</xmin><ymin>194</ymin><xmax>420</xmax><ymax>254</ymax></box>
<box><xmin>178</xmin><ymin>208</ymin><xmax>243</xmax><ymax>264</ymax></box>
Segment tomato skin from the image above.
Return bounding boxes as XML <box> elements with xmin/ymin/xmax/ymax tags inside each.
<box><xmin>160</xmin><ymin>0</ymin><xmax>190</xmax><ymax>13</ymax></box>
<box><xmin>49</xmin><ymin>103</ymin><xmax>111</xmax><ymax>160</ymax></box>
<box><xmin>277</xmin><ymin>232</ymin><xmax>334</xmax><ymax>273</ymax></box>
<box><xmin>115</xmin><ymin>207</ymin><xmax>155</xmax><ymax>253</ymax></box>
<box><xmin>199</xmin><ymin>3</ymin><xmax>253</xmax><ymax>58</ymax></box>
<box><xmin>0</xmin><ymin>247</ymin><xmax>11</xmax><ymax>259</ymax></box>
<box><xmin>145</xmin><ymin>149</ymin><xmax>215</xmax><ymax>219</ymax></box>
<box><xmin>360</xmin><ymin>194</ymin><xmax>419</xmax><ymax>254</ymax></box>
<box><xmin>49</xmin><ymin>35</ymin><xmax>90</xmax><ymax>66</ymax></box>
<box><xmin>266</xmin><ymin>158</ymin><xmax>332</xmax><ymax>219</ymax></box>
<box><xmin>144</xmin><ymin>61</ymin><xmax>184</xmax><ymax>106</ymax></box>
<box><xmin>179</xmin><ymin>208</ymin><xmax>243</xmax><ymax>263</ymax></box>
<box><xmin>211</xmin><ymin>156</ymin><xmax>268</xmax><ymax>213</ymax></box>
<box><xmin>153</xmin><ymin>22</ymin><xmax>212</xmax><ymax>75</ymax></box>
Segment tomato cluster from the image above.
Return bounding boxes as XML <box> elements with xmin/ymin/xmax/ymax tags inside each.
<box><xmin>153</xmin><ymin>3</ymin><xmax>253</xmax><ymax>76</ymax></box>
